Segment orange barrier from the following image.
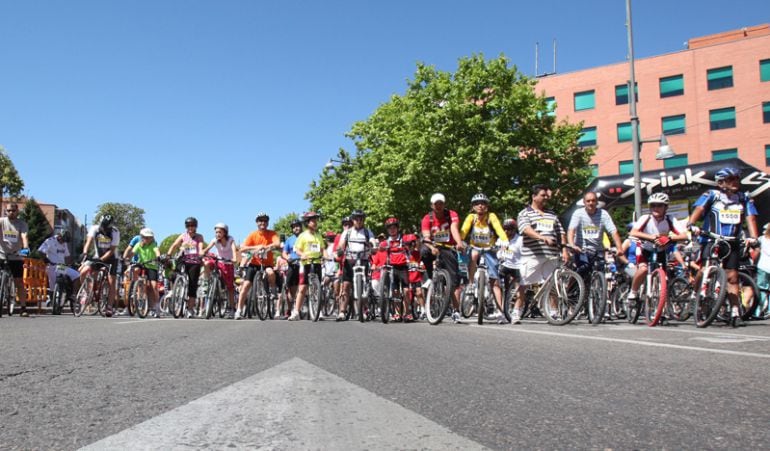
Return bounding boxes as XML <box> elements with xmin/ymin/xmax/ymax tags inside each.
<box><xmin>23</xmin><ymin>258</ymin><xmax>48</xmax><ymax>313</ymax></box>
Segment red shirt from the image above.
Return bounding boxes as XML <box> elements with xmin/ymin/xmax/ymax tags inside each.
<box><xmin>376</xmin><ymin>235</ymin><xmax>409</xmax><ymax>266</ymax></box>
<box><xmin>421</xmin><ymin>210</ymin><xmax>460</xmax><ymax>245</ymax></box>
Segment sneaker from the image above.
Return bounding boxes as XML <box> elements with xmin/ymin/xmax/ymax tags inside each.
<box><xmin>419</xmin><ymin>312</ymin><xmax>427</xmax><ymax>321</ymax></box>
<box><xmin>451</xmin><ymin>311</ymin><xmax>461</xmax><ymax>322</ymax></box>
<box><xmin>227</xmin><ymin>310</ymin><xmax>235</xmax><ymax>319</ymax></box>
<box><xmin>116</xmin><ymin>309</ymin><xmax>130</xmax><ymax>317</ymax></box>
<box><xmin>731</xmin><ymin>316</ymin><xmax>746</xmax><ymax>328</ymax></box>
<box><xmin>20</xmin><ymin>308</ymin><xmax>29</xmax><ymax>318</ymax></box>
<box><xmin>288</xmin><ymin>310</ymin><xmax>300</xmax><ymax>321</ymax></box>
<box><xmin>336</xmin><ymin>312</ymin><xmax>346</xmax><ymax>322</ymax></box>
<box><xmin>234</xmin><ymin>310</ymin><xmax>243</xmax><ymax>320</ymax></box>
<box><xmin>511</xmin><ymin>311</ymin><xmax>521</xmax><ymax>324</ymax></box>
<box><xmin>496</xmin><ymin>313</ymin><xmax>509</xmax><ymax>324</ymax></box>
<box><xmin>150</xmin><ymin>310</ymin><xmax>160</xmax><ymax>318</ymax></box>
<box><xmin>185</xmin><ymin>310</ymin><xmax>194</xmax><ymax>319</ymax></box>
<box><xmin>104</xmin><ymin>307</ymin><xmax>113</xmax><ymax>318</ymax></box>
<box><xmin>404</xmin><ymin>313</ymin><xmax>414</xmax><ymax>322</ymax></box>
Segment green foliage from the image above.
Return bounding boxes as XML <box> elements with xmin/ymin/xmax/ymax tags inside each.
<box><xmin>19</xmin><ymin>198</ymin><xmax>51</xmax><ymax>257</ymax></box>
<box><xmin>306</xmin><ymin>55</ymin><xmax>594</xmax><ymax>233</ymax></box>
<box><xmin>94</xmin><ymin>202</ymin><xmax>145</xmax><ymax>251</ymax></box>
<box><xmin>272</xmin><ymin>212</ymin><xmax>300</xmax><ymax>239</ymax></box>
<box><xmin>159</xmin><ymin>233</ymin><xmax>180</xmax><ymax>255</ymax></box>
<box><xmin>608</xmin><ymin>205</ymin><xmax>635</xmax><ymax>237</ymax></box>
<box><xmin>0</xmin><ymin>147</ymin><xmax>24</xmax><ymax>214</ymax></box>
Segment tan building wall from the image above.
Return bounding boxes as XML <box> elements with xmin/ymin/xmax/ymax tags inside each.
<box><xmin>535</xmin><ymin>24</ymin><xmax>770</xmax><ymax>177</ymax></box>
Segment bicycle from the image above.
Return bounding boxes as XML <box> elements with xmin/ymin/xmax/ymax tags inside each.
<box><xmin>665</xmin><ymin>246</ymin><xmax>696</xmax><ymax>322</ymax></box>
<box><xmin>625</xmin><ymin>238</ymin><xmax>670</xmax><ymax>327</ymax></box>
<box><xmin>200</xmin><ymin>255</ymin><xmax>230</xmax><ymax>320</ymax></box>
<box><xmin>423</xmin><ymin>240</ymin><xmax>455</xmax><ymax>325</ymax></box>
<box><xmin>347</xmin><ymin>254</ymin><xmax>370</xmax><ymax>323</ymax></box>
<box><xmin>74</xmin><ymin>260</ymin><xmax>112</xmax><ymax>317</ymax></box>
<box><xmin>169</xmin><ymin>256</ymin><xmax>199</xmax><ymax>319</ymax></box>
<box><xmin>305</xmin><ymin>262</ymin><xmax>325</xmax><ymax>322</ymax></box>
<box><xmin>466</xmin><ymin>245</ymin><xmax>507</xmax><ymax>325</ymax></box>
<box><xmin>245</xmin><ymin>249</ymin><xmax>275</xmax><ymax>321</ymax></box>
<box><xmin>525</xmin><ymin>245</ymin><xmax>585</xmax><ymax>326</ymax></box>
<box><xmin>127</xmin><ymin>261</ymin><xmax>161</xmax><ymax>318</ymax></box>
<box><xmin>577</xmin><ymin>250</ymin><xmax>609</xmax><ymax>325</ymax></box>
<box><xmin>378</xmin><ymin>247</ymin><xmax>410</xmax><ymax>323</ymax></box>
<box><xmin>693</xmin><ymin>231</ymin><xmax>747</xmax><ymax>328</ymax></box>
<box><xmin>0</xmin><ymin>259</ymin><xmax>18</xmax><ymax>317</ymax></box>
<box><xmin>50</xmin><ymin>263</ymin><xmax>77</xmax><ymax>315</ymax></box>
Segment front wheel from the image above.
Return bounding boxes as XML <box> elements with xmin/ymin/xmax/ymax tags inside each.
<box><xmin>52</xmin><ymin>281</ymin><xmax>65</xmax><ymax>315</ymax></box>
<box><xmin>132</xmin><ymin>279</ymin><xmax>149</xmax><ymax>318</ymax></box>
<box><xmin>587</xmin><ymin>271</ymin><xmax>607</xmax><ymax>325</ymax></box>
<box><xmin>694</xmin><ymin>266</ymin><xmax>727</xmax><ymax>328</ymax></box>
<box><xmin>544</xmin><ymin>268</ymin><xmax>585</xmax><ymax>326</ymax></box>
<box><xmin>645</xmin><ymin>269</ymin><xmax>668</xmax><ymax>327</ymax></box>
<box><xmin>425</xmin><ymin>269</ymin><xmax>452</xmax><ymax>325</ymax></box>
<box><xmin>379</xmin><ymin>273</ymin><xmax>391</xmax><ymax>324</ymax></box>
<box><xmin>171</xmin><ymin>277</ymin><xmax>187</xmax><ymax>319</ymax></box>
<box><xmin>477</xmin><ymin>273</ymin><xmax>487</xmax><ymax>325</ymax></box>
<box><xmin>308</xmin><ymin>275</ymin><xmax>322</xmax><ymax>322</ymax></box>
<box><xmin>74</xmin><ymin>276</ymin><xmax>95</xmax><ymax>317</ymax></box>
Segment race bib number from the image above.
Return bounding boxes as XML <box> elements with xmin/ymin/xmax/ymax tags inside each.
<box><xmin>97</xmin><ymin>236</ymin><xmax>112</xmax><ymax>249</ymax></box>
<box><xmin>535</xmin><ymin>219</ymin><xmax>555</xmax><ymax>233</ymax></box>
<box><xmin>433</xmin><ymin>229</ymin><xmax>450</xmax><ymax>243</ymax></box>
<box><xmin>56</xmin><ymin>265</ymin><xmax>68</xmax><ymax>275</ymax></box>
<box><xmin>183</xmin><ymin>245</ymin><xmax>197</xmax><ymax>255</ymax></box>
<box><xmin>718</xmin><ymin>209</ymin><xmax>741</xmax><ymax>225</ymax></box>
<box><xmin>500</xmin><ymin>249</ymin><xmax>514</xmax><ymax>260</ymax></box>
<box><xmin>582</xmin><ymin>225</ymin><xmax>600</xmax><ymax>240</ymax></box>
<box><xmin>471</xmin><ymin>231</ymin><xmax>491</xmax><ymax>245</ymax></box>
<box><xmin>309</xmin><ymin>243</ymin><xmax>321</xmax><ymax>253</ymax></box>
<box><xmin>3</xmin><ymin>230</ymin><xmax>18</xmax><ymax>244</ymax></box>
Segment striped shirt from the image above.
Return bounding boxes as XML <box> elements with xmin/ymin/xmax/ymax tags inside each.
<box><xmin>517</xmin><ymin>206</ymin><xmax>564</xmax><ymax>258</ymax></box>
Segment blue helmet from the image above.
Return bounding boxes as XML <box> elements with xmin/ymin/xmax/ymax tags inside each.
<box><xmin>714</xmin><ymin>167</ymin><xmax>741</xmax><ymax>182</ymax></box>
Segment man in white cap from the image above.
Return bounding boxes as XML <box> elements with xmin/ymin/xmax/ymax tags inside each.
<box><xmin>420</xmin><ymin>193</ymin><xmax>466</xmax><ymax>322</ymax></box>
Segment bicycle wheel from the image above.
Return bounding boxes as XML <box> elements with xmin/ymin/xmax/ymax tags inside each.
<box><xmin>255</xmin><ymin>278</ymin><xmax>269</xmax><ymax>321</ymax></box>
<box><xmin>735</xmin><ymin>272</ymin><xmax>759</xmax><ymax>321</ymax></box>
<box><xmin>126</xmin><ymin>279</ymin><xmax>136</xmax><ymax>317</ymax></box>
<box><xmin>0</xmin><ymin>271</ymin><xmax>7</xmax><ymax>317</ymax></box>
<box><xmin>645</xmin><ymin>268</ymin><xmax>667</xmax><ymax>327</ymax></box>
<box><xmin>477</xmin><ymin>273</ymin><xmax>487</xmax><ymax>325</ymax></box>
<box><xmin>501</xmin><ymin>282</ymin><xmax>512</xmax><ymax>323</ymax></box>
<box><xmin>216</xmin><ymin>278</ymin><xmax>227</xmax><ymax>318</ymax></box>
<box><xmin>322</xmin><ymin>284</ymin><xmax>337</xmax><ymax>317</ymax></box>
<box><xmin>667</xmin><ymin>276</ymin><xmax>692</xmax><ymax>321</ymax></box>
<box><xmin>611</xmin><ymin>279</ymin><xmax>630</xmax><ymax>319</ymax></box>
<box><xmin>74</xmin><ymin>276</ymin><xmax>95</xmax><ymax>317</ymax></box>
<box><xmin>379</xmin><ymin>273</ymin><xmax>391</xmax><ymax>324</ymax></box>
<box><xmin>425</xmin><ymin>269</ymin><xmax>452</xmax><ymax>325</ymax></box>
<box><xmin>544</xmin><ymin>268</ymin><xmax>585</xmax><ymax>326</ymax></box>
<box><xmin>133</xmin><ymin>279</ymin><xmax>149</xmax><ymax>318</ymax></box>
<box><xmin>694</xmin><ymin>266</ymin><xmax>727</xmax><ymax>328</ymax></box>
<box><xmin>460</xmin><ymin>285</ymin><xmax>475</xmax><ymax>318</ymax></box>
<box><xmin>171</xmin><ymin>277</ymin><xmax>187</xmax><ymax>319</ymax></box>
<box><xmin>309</xmin><ymin>275</ymin><xmax>322</xmax><ymax>322</ymax></box>
<box><xmin>98</xmin><ymin>281</ymin><xmax>110</xmax><ymax>316</ymax></box>
<box><xmin>587</xmin><ymin>271</ymin><xmax>607</xmax><ymax>325</ymax></box>
<box><xmin>52</xmin><ymin>281</ymin><xmax>64</xmax><ymax>315</ymax></box>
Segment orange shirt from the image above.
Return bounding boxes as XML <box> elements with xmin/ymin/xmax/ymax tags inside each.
<box><xmin>243</xmin><ymin>230</ymin><xmax>280</xmax><ymax>266</ymax></box>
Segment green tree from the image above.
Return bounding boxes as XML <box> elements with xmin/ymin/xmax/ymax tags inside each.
<box><xmin>306</xmin><ymin>55</ymin><xmax>594</xmax><ymax>231</ymax></box>
<box><xmin>94</xmin><ymin>202</ymin><xmax>145</xmax><ymax>251</ymax></box>
<box><xmin>159</xmin><ymin>233</ymin><xmax>180</xmax><ymax>255</ymax></box>
<box><xmin>19</xmin><ymin>198</ymin><xmax>51</xmax><ymax>257</ymax></box>
<box><xmin>0</xmin><ymin>146</ymin><xmax>24</xmax><ymax>214</ymax></box>
<box><xmin>272</xmin><ymin>212</ymin><xmax>300</xmax><ymax>239</ymax></box>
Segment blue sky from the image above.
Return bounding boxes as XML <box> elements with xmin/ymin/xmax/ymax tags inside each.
<box><xmin>2</xmin><ymin>0</ymin><xmax>767</xmax><ymax>243</ymax></box>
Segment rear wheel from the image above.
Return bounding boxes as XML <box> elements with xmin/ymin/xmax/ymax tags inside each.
<box><xmin>425</xmin><ymin>269</ymin><xmax>452</xmax><ymax>325</ymax></box>
<box><xmin>477</xmin><ymin>273</ymin><xmax>487</xmax><ymax>325</ymax></box>
<box><xmin>694</xmin><ymin>266</ymin><xmax>727</xmax><ymax>328</ymax></box>
<box><xmin>667</xmin><ymin>276</ymin><xmax>692</xmax><ymax>321</ymax></box>
<box><xmin>133</xmin><ymin>279</ymin><xmax>149</xmax><ymax>318</ymax></box>
<box><xmin>97</xmin><ymin>279</ymin><xmax>110</xmax><ymax>316</ymax></box>
<box><xmin>460</xmin><ymin>285</ymin><xmax>475</xmax><ymax>318</ymax></box>
<box><xmin>587</xmin><ymin>271</ymin><xmax>607</xmax><ymax>325</ymax></box>
<box><xmin>739</xmin><ymin>272</ymin><xmax>760</xmax><ymax>321</ymax></box>
<box><xmin>74</xmin><ymin>276</ymin><xmax>95</xmax><ymax>317</ymax></box>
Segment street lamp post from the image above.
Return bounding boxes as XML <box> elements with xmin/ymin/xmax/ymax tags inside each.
<box><xmin>626</xmin><ymin>0</ymin><xmax>675</xmax><ymax>219</ymax></box>
<box><xmin>324</xmin><ymin>158</ymin><xmax>344</xmax><ymax>170</ymax></box>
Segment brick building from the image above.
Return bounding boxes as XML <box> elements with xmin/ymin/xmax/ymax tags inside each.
<box><xmin>535</xmin><ymin>24</ymin><xmax>770</xmax><ymax>178</ymax></box>
<box><xmin>2</xmin><ymin>197</ymin><xmax>86</xmax><ymax>255</ymax></box>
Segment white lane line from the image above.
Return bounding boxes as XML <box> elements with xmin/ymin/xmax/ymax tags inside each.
<box><xmin>466</xmin><ymin>324</ymin><xmax>770</xmax><ymax>359</ymax></box>
<box><xmin>81</xmin><ymin>357</ymin><xmax>488</xmax><ymax>451</ymax></box>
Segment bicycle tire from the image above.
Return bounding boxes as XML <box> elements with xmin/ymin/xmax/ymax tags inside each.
<box><xmin>126</xmin><ymin>279</ymin><xmax>136</xmax><ymax>317</ymax></box>
<box><xmin>425</xmin><ymin>269</ymin><xmax>452</xmax><ymax>325</ymax></box>
<box><xmin>737</xmin><ymin>272</ymin><xmax>759</xmax><ymax>321</ymax></box>
<box><xmin>477</xmin><ymin>273</ymin><xmax>487</xmax><ymax>325</ymax></box>
<box><xmin>255</xmin><ymin>276</ymin><xmax>268</xmax><ymax>321</ymax></box>
<box><xmin>52</xmin><ymin>281</ymin><xmax>64</xmax><ymax>315</ymax></box>
<box><xmin>611</xmin><ymin>279</ymin><xmax>630</xmax><ymax>319</ymax></box>
<box><xmin>217</xmin><ymin>278</ymin><xmax>227</xmax><ymax>318</ymax></box>
<box><xmin>0</xmin><ymin>271</ymin><xmax>7</xmax><ymax>317</ymax></box>
<box><xmin>74</xmin><ymin>275</ymin><xmax>94</xmax><ymax>317</ymax></box>
<box><xmin>501</xmin><ymin>282</ymin><xmax>512</xmax><ymax>323</ymax></box>
<box><xmin>694</xmin><ymin>265</ymin><xmax>727</xmax><ymax>328</ymax></box>
<box><xmin>544</xmin><ymin>268</ymin><xmax>585</xmax><ymax>325</ymax></box>
<box><xmin>97</xmin><ymin>280</ymin><xmax>110</xmax><ymax>316</ymax></box>
<box><xmin>587</xmin><ymin>271</ymin><xmax>607</xmax><ymax>325</ymax></box>
<box><xmin>309</xmin><ymin>275</ymin><xmax>322</xmax><ymax>322</ymax></box>
<box><xmin>171</xmin><ymin>277</ymin><xmax>187</xmax><ymax>319</ymax></box>
<box><xmin>646</xmin><ymin>268</ymin><xmax>668</xmax><ymax>327</ymax></box>
<box><xmin>460</xmin><ymin>285</ymin><xmax>475</xmax><ymax>318</ymax></box>
<box><xmin>133</xmin><ymin>279</ymin><xmax>150</xmax><ymax>318</ymax></box>
<box><xmin>322</xmin><ymin>285</ymin><xmax>336</xmax><ymax>317</ymax></box>
<box><xmin>667</xmin><ymin>276</ymin><xmax>692</xmax><ymax>321</ymax></box>
<box><xmin>379</xmin><ymin>273</ymin><xmax>391</xmax><ymax>324</ymax></box>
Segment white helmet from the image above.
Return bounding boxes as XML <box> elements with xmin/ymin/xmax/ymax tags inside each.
<box><xmin>214</xmin><ymin>222</ymin><xmax>229</xmax><ymax>234</ymax></box>
<box><xmin>648</xmin><ymin>192</ymin><xmax>669</xmax><ymax>205</ymax></box>
<box><xmin>140</xmin><ymin>228</ymin><xmax>154</xmax><ymax>238</ymax></box>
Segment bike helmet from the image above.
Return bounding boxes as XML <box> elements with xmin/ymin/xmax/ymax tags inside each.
<box><xmin>184</xmin><ymin>217</ymin><xmax>198</xmax><ymax>227</ymax></box>
<box><xmin>341</xmin><ymin>216</ymin><xmax>352</xmax><ymax>226</ymax></box>
<box><xmin>303</xmin><ymin>211</ymin><xmax>320</xmax><ymax>222</ymax></box>
<box><xmin>99</xmin><ymin>214</ymin><xmax>113</xmax><ymax>229</ymax></box>
<box><xmin>324</xmin><ymin>231</ymin><xmax>336</xmax><ymax>240</ymax></box>
<box><xmin>255</xmin><ymin>212</ymin><xmax>269</xmax><ymax>221</ymax></box>
<box><xmin>402</xmin><ymin>234</ymin><xmax>417</xmax><ymax>244</ymax></box>
<box><xmin>384</xmin><ymin>217</ymin><xmax>399</xmax><ymax>227</ymax></box>
<box><xmin>350</xmin><ymin>209</ymin><xmax>366</xmax><ymax>218</ymax></box>
<box><xmin>214</xmin><ymin>222</ymin><xmax>229</xmax><ymax>234</ymax></box>
<box><xmin>647</xmin><ymin>192</ymin><xmax>669</xmax><ymax>205</ymax></box>
<box><xmin>430</xmin><ymin>193</ymin><xmax>445</xmax><ymax>204</ymax></box>
<box><xmin>140</xmin><ymin>227</ymin><xmax>154</xmax><ymax>238</ymax></box>
<box><xmin>471</xmin><ymin>193</ymin><xmax>489</xmax><ymax>205</ymax></box>
<box><xmin>502</xmin><ymin>218</ymin><xmax>517</xmax><ymax>229</ymax></box>
<box><xmin>714</xmin><ymin>167</ymin><xmax>741</xmax><ymax>182</ymax></box>
<box><xmin>290</xmin><ymin>218</ymin><xmax>303</xmax><ymax>228</ymax></box>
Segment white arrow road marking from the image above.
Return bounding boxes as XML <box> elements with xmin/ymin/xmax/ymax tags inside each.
<box><xmin>81</xmin><ymin>358</ymin><xmax>487</xmax><ymax>450</ymax></box>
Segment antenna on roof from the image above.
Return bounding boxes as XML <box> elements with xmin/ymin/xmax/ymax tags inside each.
<box><xmin>553</xmin><ymin>38</ymin><xmax>557</xmax><ymax>74</ymax></box>
<box><xmin>535</xmin><ymin>41</ymin><xmax>539</xmax><ymax>77</ymax></box>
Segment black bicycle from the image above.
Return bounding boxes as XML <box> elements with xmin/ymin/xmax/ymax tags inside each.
<box><xmin>51</xmin><ymin>264</ymin><xmax>77</xmax><ymax>315</ymax></box>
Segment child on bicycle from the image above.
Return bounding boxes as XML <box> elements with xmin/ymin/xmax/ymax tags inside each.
<box><xmin>124</xmin><ymin>228</ymin><xmax>161</xmax><ymax>317</ymax></box>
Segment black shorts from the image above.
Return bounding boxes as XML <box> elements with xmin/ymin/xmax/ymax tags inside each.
<box><xmin>342</xmin><ymin>259</ymin><xmax>370</xmax><ymax>283</ymax></box>
<box><xmin>299</xmin><ymin>263</ymin><xmax>322</xmax><ymax>285</ymax></box>
<box><xmin>182</xmin><ymin>262</ymin><xmax>202</xmax><ymax>297</ymax></box>
<box><xmin>145</xmin><ymin>268</ymin><xmax>159</xmax><ymax>282</ymax></box>
<box><xmin>3</xmin><ymin>259</ymin><xmax>24</xmax><ymax>278</ymax></box>
<box><xmin>244</xmin><ymin>264</ymin><xmax>274</xmax><ymax>283</ymax></box>
<box><xmin>285</xmin><ymin>263</ymin><xmax>300</xmax><ymax>288</ymax></box>
<box><xmin>86</xmin><ymin>258</ymin><xmax>118</xmax><ymax>276</ymax></box>
<box><xmin>638</xmin><ymin>249</ymin><xmax>667</xmax><ymax>267</ymax></box>
<box><xmin>381</xmin><ymin>266</ymin><xmax>409</xmax><ymax>289</ymax></box>
<box><xmin>499</xmin><ymin>266</ymin><xmax>520</xmax><ymax>285</ymax></box>
<box><xmin>420</xmin><ymin>245</ymin><xmax>460</xmax><ymax>288</ymax></box>
<box><xmin>700</xmin><ymin>240</ymin><xmax>742</xmax><ymax>270</ymax></box>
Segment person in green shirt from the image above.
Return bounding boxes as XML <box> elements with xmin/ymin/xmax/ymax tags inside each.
<box><xmin>289</xmin><ymin>212</ymin><xmax>325</xmax><ymax>321</ymax></box>
<box><xmin>124</xmin><ymin>228</ymin><xmax>161</xmax><ymax>317</ymax></box>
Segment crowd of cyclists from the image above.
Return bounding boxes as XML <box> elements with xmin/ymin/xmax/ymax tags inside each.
<box><xmin>1</xmin><ymin>166</ymin><xmax>768</xmax><ymax>328</ymax></box>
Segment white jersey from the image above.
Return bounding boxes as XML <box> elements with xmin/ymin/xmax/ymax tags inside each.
<box><xmin>87</xmin><ymin>225</ymin><xmax>120</xmax><ymax>258</ymax></box>
<box><xmin>497</xmin><ymin>234</ymin><xmax>522</xmax><ymax>269</ymax></box>
<box><xmin>38</xmin><ymin>236</ymin><xmax>70</xmax><ymax>265</ymax></box>
<box><xmin>342</xmin><ymin>227</ymin><xmax>377</xmax><ymax>257</ymax></box>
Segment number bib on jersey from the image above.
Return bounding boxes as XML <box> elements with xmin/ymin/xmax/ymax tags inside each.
<box><xmin>582</xmin><ymin>225</ymin><xmax>600</xmax><ymax>240</ymax></box>
<box><xmin>96</xmin><ymin>235</ymin><xmax>112</xmax><ymax>249</ymax></box>
<box><xmin>433</xmin><ymin>229</ymin><xmax>451</xmax><ymax>243</ymax></box>
<box><xmin>535</xmin><ymin>219</ymin><xmax>555</xmax><ymax>233</ymax></box>
<box><xmin>718</xmin><ymin>209</ymin><xmax>741</xmax><ymax>225</ymax></box>
<box><xmin>471</xmin><ymin>228</ymin><xmax>491</xmax><ymax>245</ymax></box>
<box><xmin>3</xmin><ymin>230</ymin><xmax>18</xmax><ymax>244</ymax></box>
<box><xmin>309</xmin><ymin>243</ymin><xmax>321</xmax><ymax>253</ymax></box>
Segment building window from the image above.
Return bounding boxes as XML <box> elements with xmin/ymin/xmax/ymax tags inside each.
<box><xmin>615</xmin><ymin>83</ymin><xmax>637</xmax><ymax>105</ymax></box>
<box><xmin>617</xmin><ymin>122</ymin><xmax>632</xmax><ymax>143</ymax></box>
<box><xmin>766</xmin><ymin>145</ymin><xmax>770</xmax><ymax>166</ymax></box>
<box><xmin>664</xmin><ymin>154</ymin><xmax>688</xmax><ymax>169</ymax></box>
<box><xmin>590</xmin><ymin>164</ymin><xmax>599</xmax><ymax>178</ymax></box>
<box><xmin>763</xmin><ymin>101</ymin><xmax>770</xmax><ymax>123</ymax></box>
<box><xmin>578</xmin><ymin>127</ymin><xmax>597</xmax><ymax>147</ymax></box>
<box><xmin>619</xmin><ymin>160</ymin><xmax>637</xmax><ymax>175</ymax></box>
<box><xmin>709</xmin><ymin>107</ymin><xmax>736</xmax><ymax>130</ymax></box>
<box><xmin>574</xmin><ymin>90</ymin><xmax>595</xmax><ymax>111</ymax></box>
<box><xmin>761</xmin><ymin>59</ymin><xmax>770</xmax><ymax>82</ymax></box>
<box><xmin>659</xmin><ymin>74</ymin><xmax>684</xmax><ymax>98</ymax></box>
<box><xmin>545</xmin><ymin>97</ymin><xmax>556</xmax><ymax>117</ymax></box>
<box><xmin>662</xmin><ymin>114</ymin><xmax>686</xmax><ymax>135</ymax></box>
<box><xmin>712</xmin><ymin>148</ymin><xmax>738</xmax><ymax>161</ymax></box>
<box><xmin>707</xmin><ymin>66</ymin><xmax>733</xmax><ymax>90</ymax></box>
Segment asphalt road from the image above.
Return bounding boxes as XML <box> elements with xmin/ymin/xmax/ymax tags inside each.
<box><xmin>1</xmin><ymin>313</ymin><xmax>769</xmax><ymax>450</ymax></box>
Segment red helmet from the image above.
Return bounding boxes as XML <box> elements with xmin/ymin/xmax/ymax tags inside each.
<box><xmin>303</xmin><ymin>211</ymin><xmax>320</xmax><ymax>221</ymax></box>
<box><xmin>403</xmin><ymin>234</ymin><xmax>417</xmax><ymax>243</ymax></box>
<box><xmin>324</xmin><ymin>231</ymin><xmax>336</xmax><ymax>240</ymax></box>
<box><xmin>384</xmin><ymin>217</ymin><xmax>399</xmax><ymax>227</ymax></box>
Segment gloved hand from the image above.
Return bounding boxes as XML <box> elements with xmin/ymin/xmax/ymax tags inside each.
<box><xmin>19</xmin><ymin>248</ymin><xmax>29</xmax><ymax>257</ymax></box>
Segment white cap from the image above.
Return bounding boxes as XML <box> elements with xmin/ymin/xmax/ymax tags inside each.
<box><xmin>430</xmin><ymin>193</ymin><xmax>446</xmax><ymax>204</ymax></box>
<box><xmin>140</xmin><ymin>228</ymin><xmax>154</xmax><ymax>238</ymax></box>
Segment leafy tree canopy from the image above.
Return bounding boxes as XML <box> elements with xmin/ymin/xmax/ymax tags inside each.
<box><xmin>94</xmin><ymin>202</ymin><xmax>145</xmax><ymax>251</ymax></box>
<box><xmin>0</xmin><ymin>146</ymin><xmax>24</xmax><ymax>214</ymax></box>
<box><xmin>272</xmin><ymin>212</ymin><xmax>300</xmax><ymax>241</ymax></box>
<box><xmin>306</xmin><ymin>54</ymin><xmax>594</xmax><ymax>234</ymax></box>
<box><xmin>19</xmin><ymin>198</ymin><xmax>51</xmax><ymax>257</ymax></box>
<box><xmin>159</xmin><ymin>233</ymin><xmax>180</xmax><ymax>255</ymax></box>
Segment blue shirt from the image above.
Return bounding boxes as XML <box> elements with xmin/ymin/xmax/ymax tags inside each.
<box><xmin>693</xmin><ymin>189</ymin><xmax>757</xmax><ymax>243</ymax></box>
<box><xmin>128</xmin><ymin>235</ymin><xmax>141</xmax><ymax>262</ymax></box>
<box><xmin>284</xmin><ymin>234</ymin><xmax>300</xmax><ymax>262</ymax></box>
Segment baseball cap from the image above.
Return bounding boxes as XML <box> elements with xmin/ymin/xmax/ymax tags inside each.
<box><xmin>430</xmin><ymin>193</ymin><xmax>446</xmax><ymax>204</ymax></box>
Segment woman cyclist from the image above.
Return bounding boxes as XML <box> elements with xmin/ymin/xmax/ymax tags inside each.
<box><xmin>201</xmin><ymin>223</ymin><xmax>238</xmax><ymax>318</ymax></box>
<box><xmin>166</xmin><ymin>217</ymin><xmax>205</xmax><ymax>318</ymax></box>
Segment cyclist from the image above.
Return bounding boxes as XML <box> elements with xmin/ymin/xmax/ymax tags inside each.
<box><xmin>282</xmin><ymin>218</ymin><xmax>303</xmax><ymax>314</ymax></box>
<box><xmin>421</xmin><ymin>193</ymin><xmax>466</xmax><ymax>322</ymax></box>
<box><xmin>235</xmin><ymin>212</ymin><xmax>281</xmax><ymax>320</ymax></box>
<box><xmin>497</xmin><ymin>219</ymin><xmax>523</xmax><ymax>323</ymax></box>
<box><xmin>124</xmin><ymin>228</ymin><xmax>161</xmax><ymax>317</ymax></box>
<box><xmin>628</xmin><ymin>192</ymin><xmax>688</xmax><ymax>311</ymax></box>
<box><xmin>460</xmin><ymin>193</ymin><xmax>509</xmax><ymax>323</ymax></box>
<box><xmin>404</xmin><ymin>234</ymin><xmax>426</xmax><ymax>319</ymax></box>
<box><xmin>166</xmin><ymin>217</ymin><xmax>205</xmax><ymax>318</ymax></box>
<box><xmin>687</xmin><ymin>167</ymin><xmax>759</xmax><ymax>327</ymax></box>
<box><xmin>291</xmin><ymin>211</ymin><xmax>325</xmax><ymax>321</ymax></box>
<box><xmin>201</xmin><ymin>223</ymin><xmax>238</xmax><ymax>318</ymax></box>
<box><xmin>80</xmin><ymin>214</ymin><xmax>120</xmax><ymax>317</ymax></box>
<box><xmin>38</xmin><ymin>230</ymin><xmax>80</xmax><ymax>296</ymax></box>
<box><xmin>322</xmin><ymin>231</ymin><xmax>338</xmax><ymax>292</ymax></box>
<box><xmin>336</xmin><ymin>209</ymin><xmax>377</xmax><ymax>320</ymax></box>
<box><xmin>332</xmin><ymin>217</ymin><xmax>352</xmax><ymax>299</ymax></box>
<box><xmin>118</xmin><ymin>233</ymin><xmax>142</xmax><ymax>316</ymax></box>
<box><xmin>375</xmin><ymin>217</ymin><xmax>413</xmax><ymax>321</ymax></box>
<box><xmin>0</xmin><ymin>203</ymin><xmax>30</xmax><ymax>317</ymax></box>
<box><xmin>516</xmin><ymin>184</ymin><xmax>570</xmax><ymax>321</ymax></box>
